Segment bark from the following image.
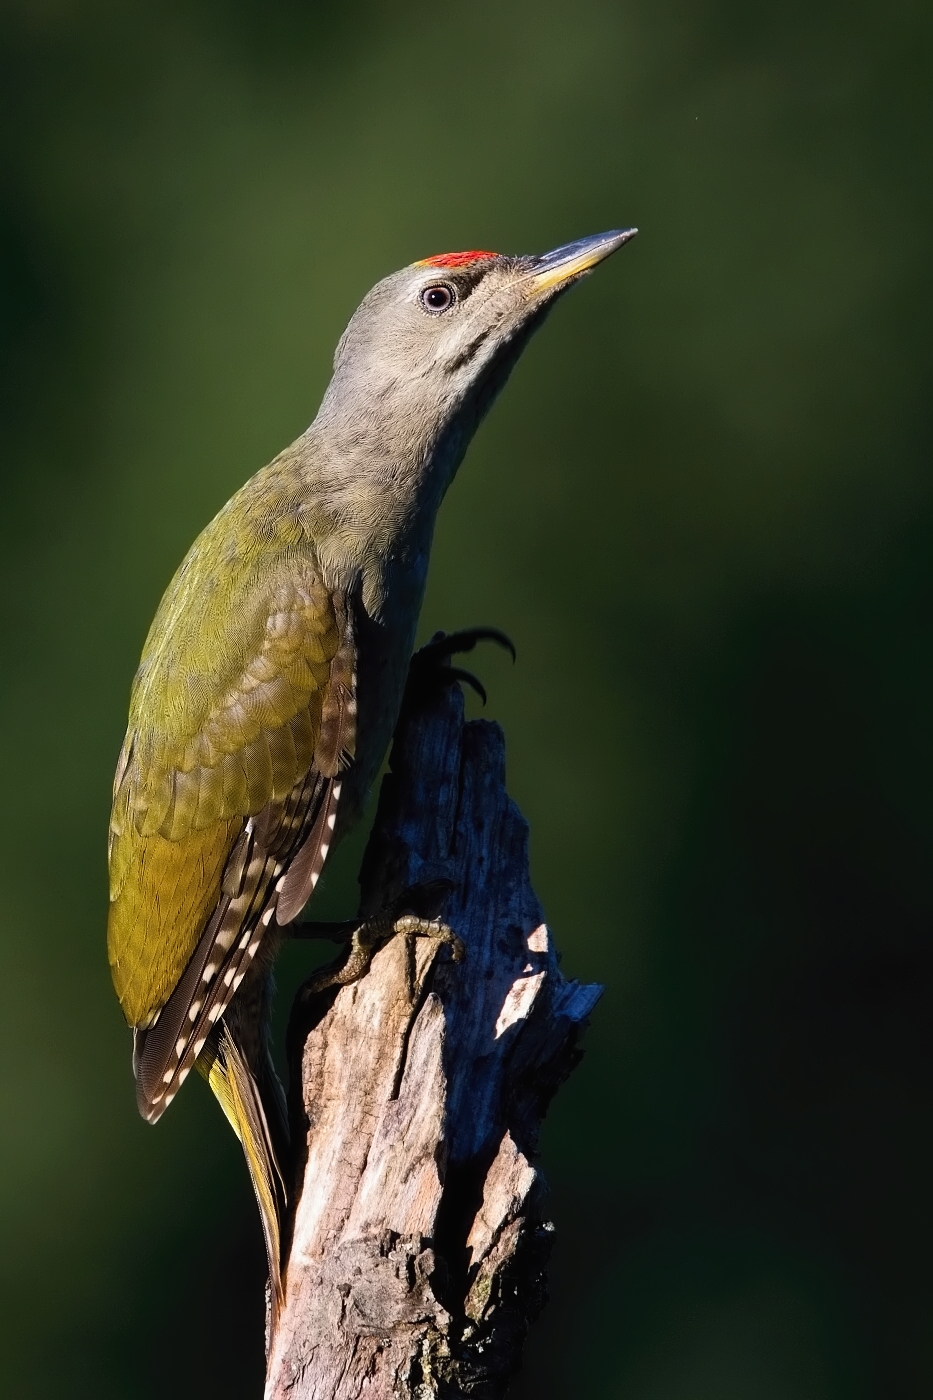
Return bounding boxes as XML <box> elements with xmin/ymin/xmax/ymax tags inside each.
<box><xmin>265</xmin><ymin>680</ymin><xmax>602</xmax><ymax>1399</ymax></box>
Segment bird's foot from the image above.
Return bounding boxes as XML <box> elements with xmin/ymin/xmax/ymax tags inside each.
<box><xmin>295</xmin><ymin>880</ymin><xmax>462</xmax><ymax>998</ymax></box>
<box><xmin>298</xmin><ymin>912</ymin><xmax>463</xmax><ymax>998</ymax></box>
<box><xmin>406</xmin><ymin>626</ymin><xmax>515</xmax><ymax>707</ymax></box>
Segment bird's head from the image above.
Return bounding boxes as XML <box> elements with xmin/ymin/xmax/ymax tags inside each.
<box><xmin>317</xmin><ymin>231</ymin><xmax>636</xmax><ymax>484</ymax></box>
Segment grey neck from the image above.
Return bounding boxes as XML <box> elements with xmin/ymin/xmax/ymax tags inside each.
<box><xmin>292</xmin><ymin>404</ymin><xmax>468</xmax><ymax>620</ymax></box>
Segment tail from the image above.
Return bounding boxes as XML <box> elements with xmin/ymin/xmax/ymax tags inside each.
<box><xmin>197</xmin><ymin>987</ymin><xmax>288</xmax><ymax>1328</ymax></box>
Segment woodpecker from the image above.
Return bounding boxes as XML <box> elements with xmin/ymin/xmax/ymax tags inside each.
<box><xmin>107</xmin><ymin>228</ymin><xmax>636</xmax><ymax>1313</ymax></box>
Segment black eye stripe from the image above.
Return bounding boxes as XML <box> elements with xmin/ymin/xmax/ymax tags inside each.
<box><xmin>421</xmin><ymin>284</ymin><xmax>456</xmax><ymax>314</ymax></box>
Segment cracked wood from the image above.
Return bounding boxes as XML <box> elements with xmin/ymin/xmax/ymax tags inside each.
<box><xmin>265</xmin><ymin>681</ymin><xmax>602</xmax><ymax>1399</ymax></box>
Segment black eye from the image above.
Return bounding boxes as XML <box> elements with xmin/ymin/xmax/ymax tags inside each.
<box><xmin>421</xmin><ymin>283</ymin><xmax>455</xmax><ymax>313</ymax></box>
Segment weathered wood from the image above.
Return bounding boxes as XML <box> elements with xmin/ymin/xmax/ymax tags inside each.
<box><xmin>265</xmin><ymin>681</ymin><xmax>602</xmax><ymax>1399</ymax></box>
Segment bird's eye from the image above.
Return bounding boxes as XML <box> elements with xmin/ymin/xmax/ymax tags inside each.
<box><xmin>421</xmin><ymin>283</ymin><xmax>455</xmax><ymax>314</ymax></box>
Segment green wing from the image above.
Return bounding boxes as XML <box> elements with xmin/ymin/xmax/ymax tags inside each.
<box><xmin>107</xmin><ymin>521</ymin><xmax>342</xmax><ymax>1032</ymax></box>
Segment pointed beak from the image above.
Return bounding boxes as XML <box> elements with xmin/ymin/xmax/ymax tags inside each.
<box><xmin>522</xmin><ymin>228</ymin><xmax>638</xmax><ymax>296</ymax></box>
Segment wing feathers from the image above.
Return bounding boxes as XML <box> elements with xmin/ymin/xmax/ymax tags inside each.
<box><xmin>136</xmin><ymin>849</ymin><xmax>278</xmax><ymax>1121</ymax></box>
<box><xmin>244</xmin><ymin>733</ymin><xmax>274</xmax><ymax>810</ymax></box>
<box><xmin>221</xmin><ymin>751</ymin><xmax>250</xmax><ymax>815</ymax></box>
<box><xmin>118</xmin><ymin>573</ymin><xmax>339</xmax><ymax>843</ymax></box>
<box><xmin>221</xmin><ymin>820</ymin><xmax>254</xmax><ymax>899</ymax></box>
<box><xmin>266</xmin><ymin>721</ymin><xmax>299</xmax><ymax>796</ymax></box>
<box><xmin>314</xmin><ymin>594</ymin><xmax>357</xmax><ymax>779</ymax></box>
<box><xmin>120</xmin><ymin>584</ymin><xmax>357</xmax><ymax>1127</ymax></box>
<box><xmin>275</xmin><ymin>779</ymin><xmax>341</xmax><ymax>926</ymax></box>
<box><xmin>133</xmin><ymin>892</ymin><xmax>233</xmax><ymax>1119</ymax></box>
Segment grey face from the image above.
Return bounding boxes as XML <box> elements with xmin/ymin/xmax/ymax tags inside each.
<box><xmin>325</xmin><ymin>229</ymin><xmax>633</xmax><ymax>428</ymax></box>
<box><xmin>331</xmin><ymin>258</ymin><xmax>549</xmax><ymax>410</ymax></box>
<box><xmin>313</xmin><ymin>231</ymin><xmax>636</xmax><ymax>520</ymax></box>
<box><xmin>323</xmin><ymin>232</ymin><xmax>636</xmax><ymax>438</ymax></box>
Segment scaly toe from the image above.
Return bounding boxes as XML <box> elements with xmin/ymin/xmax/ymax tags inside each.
<box><xmin>393</xmin><ymin>914</ymin><xmax>465</xmax><ymax>963</ymax></box>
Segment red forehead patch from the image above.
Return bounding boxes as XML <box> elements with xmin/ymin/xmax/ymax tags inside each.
<box><xmin>418</xmin><ymin>250</ymin><xmax>498</xmax><ymax>268</ymax></box>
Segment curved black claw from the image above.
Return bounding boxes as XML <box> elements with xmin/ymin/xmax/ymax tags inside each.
<box><xmin>405</xmin><ymin>627</ymin><xmax>516</xmax><ymax>709</ymax></box>
<box><xmin>417</xmin><ymin>626</ymin><xmax>516</xmax><ymax>666</ymax></box>
<box><xmin>444</xmin><ymin>666</ymin><xmax>488</xmax><ymax>706</ymax></box>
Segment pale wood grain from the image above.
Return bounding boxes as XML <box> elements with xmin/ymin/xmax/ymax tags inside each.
<box><xmin>266</xmin><ymin>680</ymin><xmax>602</xmax><ymax>1399</ymax></box>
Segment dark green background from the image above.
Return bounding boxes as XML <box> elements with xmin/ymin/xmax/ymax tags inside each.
<box><xmin>2</xmin><ymin>1</ymin><xmax>931</xmax><ymax>1395</ymax></box>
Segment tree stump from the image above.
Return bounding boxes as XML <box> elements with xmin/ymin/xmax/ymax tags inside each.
<box><xmin>265</xmin><ymin>679</ymin><xmax>603</xmax><ymax>1399</ymax></box>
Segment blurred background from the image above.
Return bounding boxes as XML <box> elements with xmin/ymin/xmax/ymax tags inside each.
<box><xmin>1</xmin><ymin>0</ymin><xmax>931</xmax><ymax>1395</ymax></box>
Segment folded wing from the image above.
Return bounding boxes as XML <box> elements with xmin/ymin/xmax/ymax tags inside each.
<box><xmin>107</xmin><ymin>546</ymin><xmax>356</xmax><ymax>1121</ymax></box>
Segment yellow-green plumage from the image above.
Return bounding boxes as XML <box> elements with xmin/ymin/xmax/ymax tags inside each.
<box><xmin>108</xmin><ymin>470</ymin><xmax>340</xmax><ymax>1031</ymax></box>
